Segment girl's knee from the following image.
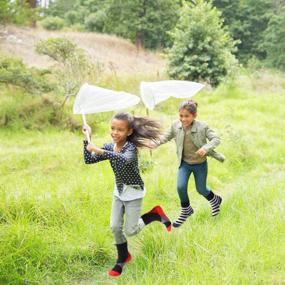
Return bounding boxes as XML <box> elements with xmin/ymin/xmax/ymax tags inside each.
<box><xmin>125</xmin><ymin>225</ymin><xmax>139</xmax><ymax>237</ymax></box>
<box><xmin>177</xmin><ymin>183</ymin><xmax>187</xmax><ymax>194</ymax></box>
<box><xmin>111</xmin><ymin>225</ymin><xmax>123</xmax><ymax>235</ymax></box>
<box><xmin>196</xmin><ymin>187</ymin><xmax>209</xmax><ymax>197</ymax></box>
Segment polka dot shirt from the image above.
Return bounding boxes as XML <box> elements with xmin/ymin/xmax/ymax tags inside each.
<box><xmin>83</xmin><ymin>140</ymin><xmax>144</xmax><ymax>194</ymax></box>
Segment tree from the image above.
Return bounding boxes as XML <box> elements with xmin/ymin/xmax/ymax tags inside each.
<box><xmin>212</xmin><ymin>0</ymin><xmax>272</xmax><ymax>63</ymax></box>
<box><xmin>44</xmin><ymin>0</ymin><xmax>77</xmax><ymax>17</ymax></box>
<box><xmin>35</xmin><ymin>38</ymin><xmax>97</xmax><ymax>106</ymax></box>
<box><xmin>167</xmin><ymin>0</ymin><xmax>237</xmax><ymax>86</ymax></box>
<box><xmin>0</xmin><ymin>0</ymin><xmax>38</xmax><ymax>25</ymax></box>
<box><xmin>104</xmin><ymin>0</ymin><xmax>180</xmax><ymax>49</ymax></box>
<box><xmin>262</xmin><ymin>5</ymin><xmax>285</xmax><ymax>70</ymax></box>
<box><xmin>84</xmin><ymin>10</ymin><xmax>107</xmax><ymax>32</ymax></box>
<box><xmin>0</xmin><ymin>1</ymin><xmax>9</xmax><ymax>24</ymax></box>
<box><xmin>26</xmin><ymin>0</ymin><xmax>37</xmax><ymax>8</ymax></box>
<box><xmin>26</xmin><ymin>0</ymin><xmax>38</xmax><ymax>27</ymax></box>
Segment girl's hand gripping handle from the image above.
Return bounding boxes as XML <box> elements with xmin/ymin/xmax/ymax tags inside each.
<box><xmin>82</xmin><ymin>124</ymin><xmax>91</xmax><ymax>143</ymax></box>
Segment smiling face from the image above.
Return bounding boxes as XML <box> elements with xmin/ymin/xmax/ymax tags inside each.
<box><xmin>110</xmin><ymin>118</ymin><xmax>133</xmax><ymax>145</ymax></box>
<box><xmin>179</xmin><ymin>108</ymin><xmax>196</xmax><ymax>128</ymax></box>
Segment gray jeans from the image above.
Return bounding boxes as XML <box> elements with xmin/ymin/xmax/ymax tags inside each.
<box><xmin>110</xmin><ymin>196</ymin><xmax>145</xmax><ymax>244</ymax></box>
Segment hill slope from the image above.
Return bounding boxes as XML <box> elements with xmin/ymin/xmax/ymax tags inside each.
<box><xmin>0</xmin><ymin>26</ymin><xmax>165</xmax><ymax>76</ymax></box>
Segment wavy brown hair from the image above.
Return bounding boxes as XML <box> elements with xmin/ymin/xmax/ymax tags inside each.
<box><xmin>113</xmin><ymin>112</ymin><xmax>162</xmax><ymax>148</ymax></box>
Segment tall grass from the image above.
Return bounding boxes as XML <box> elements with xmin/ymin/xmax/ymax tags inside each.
<box><xmin>0</xmin><ymin>75</ymin><xmax>285</xmax><ymax>284</ymax></box>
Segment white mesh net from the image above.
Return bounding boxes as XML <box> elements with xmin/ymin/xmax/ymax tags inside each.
<box><xmin>140</xmin><ymin>80</ymin><xmax>205</xmax><ymax>110</ymax></box>
<box><xmin>73</xmin><ymin>83</ymin><xmax>141</xmax><ymax>114</ymax></box>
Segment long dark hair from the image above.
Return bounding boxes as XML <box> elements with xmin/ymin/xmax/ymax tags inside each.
<box><xmin>113</xmin><ymin>112</ymin><xmax>162</xmax><ymax>148</ymax></box>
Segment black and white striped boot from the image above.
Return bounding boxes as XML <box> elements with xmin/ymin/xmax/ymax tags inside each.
<box><xmin>206</xmin><ymin>191</ymin><xmax>222</xmax><ymax>216</ymax></box>
<box><xmin>173</xmin><ymin>203</ymin><xmax>194</xmax><ymax>228</ymax></box>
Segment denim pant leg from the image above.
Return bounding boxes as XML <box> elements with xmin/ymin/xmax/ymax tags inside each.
<box><xmin>177</xmin><ymin>161</ymin><xmax>192</xmax><ymax>205</ymax></box>
<box><xmin>192</xmin><ymin>161</ymin><xmax>211</xmax><ymax>197</ymax></box>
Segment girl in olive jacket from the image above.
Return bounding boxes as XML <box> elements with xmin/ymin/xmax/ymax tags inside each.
<box><xmin>157</xmin><ymin>100</ymin><xmax>224</xmax><ymax>228</ymax></box>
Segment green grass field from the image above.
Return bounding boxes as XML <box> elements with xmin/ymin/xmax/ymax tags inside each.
<box><xmin>0</xmin><ymin>75</ymin><xmax>285</xmax><ymax>284</ymax></box>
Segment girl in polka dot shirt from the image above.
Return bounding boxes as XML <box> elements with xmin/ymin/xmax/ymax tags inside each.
<box><xmin>83</xmin><ymin>112</ymin><xmax>171</xmax><ymax>277</ymax></box>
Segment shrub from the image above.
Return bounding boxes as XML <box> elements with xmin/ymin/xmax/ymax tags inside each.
<box><xmin>262</xmin><ymin>7</ymin><xmax>285</xmax><ymax>71</ymax></box>
<box><xmin>36</xmin><ymin>38</ymin><xmax>97</xmax><ymax>106</ymax></box>
<box><xmin>41</xmin><ymin>16</ymin><xmax>65</xmax><ymax>30</ymax></box>
<box><xmin>0</xmin><ymin>89</ymin><xmax>80</xmax><ymax>131</ymax></box>
<box><xmin>36</xmin><ymin>38</ymin><xmax>78</xmax><ymax>63</ymax></box>
<box><xmin>167</xmin><ymin>0</ymin><xmax>237</xmax><ymax>86</ymax></box>
<box><xmin>84</xmin><ymin>11</ymin><xmax>106</xmax><ymax>32</ymax></box>
<box><xmin>0</xmin><ymin>54</ymin><xmax>53</xmax><ymax>93</ymax></box>
<box><xmin>64</xmin><ymin>10</ymin><xmax>78</xmax><ymax>26</ymax></box>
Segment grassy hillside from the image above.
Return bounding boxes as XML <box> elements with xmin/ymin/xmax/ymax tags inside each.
<box><xmin>0</xmin><ymin>73</ymin><xmax>285</xmax><ymax>284</ymax></box>
<box><xmin>0</xmin><ymin>26</ymin><xmax>165</xmax><ymax>76</ymax></box>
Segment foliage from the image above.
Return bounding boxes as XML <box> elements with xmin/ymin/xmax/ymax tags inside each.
<box><xmin>0</xmin><ymin>54</ymin><xmax>53</xmax><ymax>93</ymax></box>
<box><xmin>36</xmin><ymin>37</ymin><xmax>78</xmax><ymax>63</ymax></box>
<box><xmin>0</xmin><ymin>89</ymin><xmax>80</xmax><ymax>131</ymax></box>
<box><xmin>84</xmin><ymin>10</ymin><xmax>107</xmax><ymax>32</ymax></box>
<box><xmin>35</xmin><ymin>37</ymin><xmax>97</xmax><ymax>105</ymax></box>
<box><xmin>104</xmin><ymin>0</ymin><xmax>180</xmax><ymax>49</ymax></box>
<box><xmin>167</xmin><ymin>0</ymin><xmax>237</xmax><ymax>86</ymax></box>
<box><xmin>212</xmin><ymin>0</ymin><xmax>273</xmax><ymax>63</ymax></box>
<box><xmin>40</xmin><ymin>16</ymin><xmax>65</xmax><ymax>30</ymax></box>
<box><xmin>43</xmin><ymin>0</ymin><xmax>77</xmax><ymax>18</ymax></box>
<box><xmin>262</xmin><ymin>6</ymin><xmax>285</xmax><ymax>71</ymax></box>
<box><xmin>43</xmin><ymin>0</ymin><xmax>105</xmax><ymax>27</ymax></box>
<box><xmin>64</xmin><ymin>10</ymin><xmax>78</xmax><ymax>26</ymax></box>
<box><xmin>0</xmin><ymin>0</ymin><xmax>9</xmax><ymax>24</ymax></box>
<box><xmin>0</xmin><ymin>0</ymin><xmax>38</xmax><ymax>26</ymax></box>
<box><xmin>139</xmin><ymin>156</ymin><xmax>154</xmax><ymax>173</ymax></box>
<box><xmin>41</xmin><ymin>0</ymin><xmax>179</xmax><ymax>49</ymax></box>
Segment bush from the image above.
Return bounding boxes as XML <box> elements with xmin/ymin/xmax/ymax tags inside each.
<box><xmin>64</xmin><ymin>10</ymin><xmax>78</xmax><ymax>25</ymax></box>
<box><xmin>84</xmin><ymin>11</ymin><xmax>106</xmax><ymax>32</ymax></box>
<box><xmin>262</xmin><ymin>7</ymin><xmax>285</xmax><ymax>71</ymax></box>
<box><xmin>0</xmin><ymin>1</ymin><xmax>38</xmax><ymax>26</ymax></box>
<box><xmin>167</xmin><ymin>0</ymin><xmax>237</xmax><ymax>86</ymax></box>
<box><xmin>41</xmin><ymin>16</ymin><xmax>65</xmax><ymax>30</ymax></box>
<box><xmin>0</xmin><ymin>1</ymin><xmax>9</xmax><ymax>24</ymax></box>
<box><xmin>36</xmin><ymin>38</ymin><xmax>78</xmax><ymax>63</ymax></box>
<box><xmin>0</xmin><ymin>88</ymin><xmax>80</xmax><ymax>131</ymax></box>
<box><xmin>0</xmin><ymin>54</ymin><xmax>53</xmax><ymax>93</ymax></box>
<box><xmin>70</xmin><ymin>23</ymin><xmax>85</xmax><ymax>32</ymax></box>
<box><xmin>36</xmin><ymin>38</ymin><xmax>97</xmax><ymax>105</ymax></box>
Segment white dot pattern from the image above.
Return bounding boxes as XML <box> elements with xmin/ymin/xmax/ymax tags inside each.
<box><xmin>83</xmin><ymin>140</ymin><xmax>144</xmax><ymax>194</ymax></box>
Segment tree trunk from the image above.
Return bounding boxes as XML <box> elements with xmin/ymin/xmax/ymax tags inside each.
<box><xmin>135</xmin><ymin>0</ymin><xmax>147</xmax><ymax>50</ymax></box>
<box><xmin>26</xmin><ymin>0</ymin><xmax>37</xmax><ymax>27</ymax></box>
<box><xmin>28</xmin><ymin>0</ymin><xmax>37</xmax><ymax>8</ymax></box>
<box><xmin>135</xmin><ymin>31</ymin><xmax>144</xmax><ymax>51</ymax></box>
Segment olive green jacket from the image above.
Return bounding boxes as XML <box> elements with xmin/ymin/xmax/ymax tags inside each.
<box><xmin>159</xmin><ymin>120</ymin><xmax>225</xmax><ymax>165</ymax></box>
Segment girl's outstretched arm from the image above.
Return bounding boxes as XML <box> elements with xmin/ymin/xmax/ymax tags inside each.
<box><xmin>157</xmin><ymin>123</ymin><xmax>175</xmax><ymax>146</ymax></box>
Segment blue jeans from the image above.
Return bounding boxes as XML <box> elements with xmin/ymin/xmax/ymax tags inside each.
<box><xmin>177</xmin><ymin>160</ymin><xmax>211</xmax><ymax>205</ymax></box>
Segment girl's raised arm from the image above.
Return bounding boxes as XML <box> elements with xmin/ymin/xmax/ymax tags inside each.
<box><xmin>83</xmin><ymin>141</ymin><xmax>109</xmax><ymax>164</ymax></box>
